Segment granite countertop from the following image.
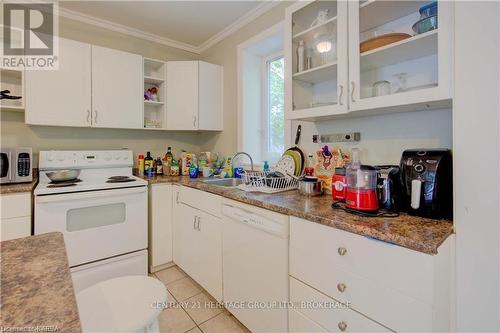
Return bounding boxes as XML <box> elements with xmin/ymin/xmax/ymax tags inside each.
<box><xmin>142</xmin><ymin>174</ymin><xmax>453</xmax><ymax>255</ymax></box>
<box><xmin>1</xmin><ymin>232</ymin><xmax>82</xmax><ymax>333</ymax></box>
<box><xmin>0</xmin><ymin>171</ymin><xmax>38</xmax><ymax>194</ymax></box>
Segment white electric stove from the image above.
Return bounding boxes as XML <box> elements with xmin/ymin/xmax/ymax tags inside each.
<box><xmin>34</xmin><ymin>150</ymin><xmax>149</xmax><ymax>292</ymax></box>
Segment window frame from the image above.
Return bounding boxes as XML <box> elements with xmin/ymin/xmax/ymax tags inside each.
<box><xmin>261</xmin><ymin>51</ymin><xmax>284</xmax><ymax>164</ymax></box>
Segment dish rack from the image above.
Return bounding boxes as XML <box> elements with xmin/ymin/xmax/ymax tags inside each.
<box><xmin>237</xmin><ymin>170</ymin><xmax>299</xmax><ymax>194</ymax></box>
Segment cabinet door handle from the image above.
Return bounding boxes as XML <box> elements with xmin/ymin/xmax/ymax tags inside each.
<box><xmin>337</xmin><ymin>283</ymin><xmax>347</xmax><ymax>293</ymax></box>
<box><xmin>338</xmin><ymin>321</ymin><xmax>347</xmax><ymax>332</ymax></box>
<box><xmin>193</xmin><ymin>115</ymin><xmax>197</xmax><ymax>128</ymax></box>
<box><xmin>338</xmin><ymin>85</ymin><xmax>344</xmax><ymax>106</ymax></box>
<box><xmin>338</xmin><ymin>247</ymin><xmax>347</xmax><ymax>256</ymax></box>
<box><xmin>197</xmin><ymin>217</ymin><xmax>201</xmax><ymax>231</ymax></box>
<box><xmin>94</xmin><ymin>110</ymin><xmax>98</xmax><ymax>124</ymax></box>
<box><xmin>86</xmin><ymin>110</ymin><xmax>91</xmax><ymax>124</ymax></box>
<box><xmin>176</xmin><ymin>191</ymin><xmax>180</xmax><ymax>204</ymax></box>
<box><xmin>193</xmin><ymin>216</ymin><xmax>197</xmax><ymax>230</ymax></box>
<box><xmin>350</xmin><ymin>81</ymin><xmax>355</xmax><ymax>102</ymax></box>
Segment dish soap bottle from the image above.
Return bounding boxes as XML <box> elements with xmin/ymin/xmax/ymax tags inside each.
<box><xmin>137</xmin><ymin>154</ymin><xmax>145</xmax><ymax>176</ymax></box>
<box><xmin>189</xmin><ymin>156</ymin><xmax>199</xmax><ymax>178</ymax></box>
<box><xmin>263</xmin><ymin>161</ymin><xmax>270</xmax><ymax>175</ymax></box>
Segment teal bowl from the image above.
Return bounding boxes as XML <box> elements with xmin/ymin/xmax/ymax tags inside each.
<box><xmin>412</xmin><ymin>15</ymin><xmax>438</xmax><ymax>34</ymax></box>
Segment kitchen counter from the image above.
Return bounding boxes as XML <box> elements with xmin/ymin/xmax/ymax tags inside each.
<box><xmin>142</xmin><ymin>174</ymin><xmax>453</xmax><ymax>255</ymax></box>
<box><xmin>0</xmin><ymin>232</ymin><xmax>82</xmax><ymax>332</ymax></box>
<box><xmin>0</xmin><ymin>170</ymin><xmax>38</xmax><ymax>194</ymax></box>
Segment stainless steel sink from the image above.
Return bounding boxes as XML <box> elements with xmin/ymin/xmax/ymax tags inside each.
<box><xmin>202</xmin><ymin>178</ymin><xmax>243</xmax><ymax>187</ymax></box>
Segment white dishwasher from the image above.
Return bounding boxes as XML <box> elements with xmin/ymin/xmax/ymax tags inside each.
<box><xmin>222</xmin><ymin>199</ymin><xmax>289</xmax><ymax>333</ymax></box>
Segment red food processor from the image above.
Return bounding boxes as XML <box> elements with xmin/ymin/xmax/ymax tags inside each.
<box><xmin>345</xmin><ymin>149</ymin><xmax>379</xmax><ymax>212</ymax></box>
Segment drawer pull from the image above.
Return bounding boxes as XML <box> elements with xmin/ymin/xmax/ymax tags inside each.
<box><xmin>338</xmin><ymin>247</ymin><xmax>347</xmax><ymax>256</ymax></box>
<box><xmin>337</xmin><ymin>283</ymin><xmax>347</xmax><ymax>293</ymax></box>
<box><xmin>338</xmin><ymin>321</ymin><xmax>348</xmax><ymax>332</ymax></box>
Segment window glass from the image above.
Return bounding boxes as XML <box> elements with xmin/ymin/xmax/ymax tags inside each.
<box><xmin>266</xmin><ymin>56</ymin><xmax>285</xmax><ymax>160</ymax></box>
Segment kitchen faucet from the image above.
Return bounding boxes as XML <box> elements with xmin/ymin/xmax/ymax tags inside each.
<box><xmin>231</xmin><ymin>152</ymin><xmax>254</xmax><ymax>172</ymax></box>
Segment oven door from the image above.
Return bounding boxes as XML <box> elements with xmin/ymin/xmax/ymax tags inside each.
<box><xmin>35</xmin><ymin>186</ymin><xmax>147</xmax><ymax>267</ymax></box>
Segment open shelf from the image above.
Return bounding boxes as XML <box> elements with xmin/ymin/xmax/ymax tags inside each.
<box><xmin>361</xmin><ymin>30</ymin><xmax>437</xmax><ymax>72</ymax></box>
<box><xmin>1</xmin><ymin>69</ymin><xmax>24</xmax><ymax>111</ymax></box>
<box><xmin>293</xmin><ymin>62</ymin><xmax>337</xmax><ymax>84</ymax></box>
<box><xmin>144</xmin><ymin>76</ymin><xmax>165</xmax><ymax>85</ymax></box>
<box><xmin>359</xmin><ymin>0</ymin><xmax>426</xmax><ymax>32</ymax></box>
<box><xmin>293</xmin><ymin>16</ymin><xmax>337</xmax><ymax>43</ymax></box>
<box><xmin>144</xmin><ymin>100</ymin><xmax>164</xmax><ymax>106</ymax></box>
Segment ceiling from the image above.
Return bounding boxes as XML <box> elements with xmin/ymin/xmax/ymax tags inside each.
<box><xmin>59</xmin><ymin>1</ymin><xmax>276</xmax><ymax>53</ymax></box>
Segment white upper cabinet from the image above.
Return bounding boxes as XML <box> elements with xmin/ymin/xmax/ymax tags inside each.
<box><xmin>285</xmin><ymin>0</ymin><xmax>349</xmax><ymax>120</ymax></box>
<box><xmin>166</xmin><ymin>61</ymin><xmax>223</xmax><ymax>131</ymax></box>
<box><xmin>347</xmin><ymin>0</ymin><xmax>453</xmax><ymax>114</ymax></box>
<box><xmin>285</xmin><ymin>0</ymin><xmax>453</xmax><ymax>121</ymax></box>
<box><xmin>26</xmin><ymin>38</ymin><xmax>92</xmax><ymax>127</ymax></box>
<box><xmin>91</xmin><ymin>46</ymin><xmax>143</xmax><ymax>129</ymax></box>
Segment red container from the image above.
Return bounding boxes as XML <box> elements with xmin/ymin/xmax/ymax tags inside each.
<box><xmin>332</xmin><ymin>168</ymin><xmax>347</xmax><ymax>201</ymax></box>
<box><xmin>345</xmin><ymin>188</ymin><xmax>379</xmax><ymax>211</ymax></box>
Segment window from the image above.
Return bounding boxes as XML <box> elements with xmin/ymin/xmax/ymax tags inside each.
<box><xmin>263</xmin><ymin>55</ymin><xmax>285</xmax><ymax>162</ymax></box>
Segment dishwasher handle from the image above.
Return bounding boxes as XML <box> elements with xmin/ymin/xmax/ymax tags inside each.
<box><xmin>222</xmin><ymin>204</ymin><xmax>288</xmax><ymax>238</ymax></box>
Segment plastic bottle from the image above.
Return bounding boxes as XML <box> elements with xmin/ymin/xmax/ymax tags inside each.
<box><xmin>189</xmin><ymin>156</ymin><xmax>199</xmax><ymax>178</ymax></box>
<box><xmin>263</xmin><ymin>161</ymin><xmax>270</xmax><ymax>175</ymax></box>
<box><xmin>144</xmin><ymin>152</ymin><xmax>154</xmax><ymax>176</ymax></box>
<box><xmin>297</xmin><ymin>40</ymin><xmax>305</xmax><ymax>72</ymax></box>
<box><xmin>137</xmin><ymin>154</ymin><xmax>145</xmax><ymax>176</ymax></box>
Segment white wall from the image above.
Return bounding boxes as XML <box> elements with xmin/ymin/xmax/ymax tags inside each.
<box><xmin>454</xmin><ymin>2</ymin><xmax>500</xmax><ymax>331</ymax></box>
<box><xmin>294</xmin><ymin>109</ymin><xmax>452</xmax><ymax>165</ymax></box>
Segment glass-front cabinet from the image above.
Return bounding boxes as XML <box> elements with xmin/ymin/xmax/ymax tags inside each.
<box><xmin>285</xmin><ymin>0</ymin><xmax>349</xmax><ymax>120</ymax></box>
<box><xmin>285</xmin><ymin>0</ymin><xmax>453</xmax><ymax>121</ymax></box>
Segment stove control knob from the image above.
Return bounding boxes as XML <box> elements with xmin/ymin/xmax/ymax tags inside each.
<box><xmin>113</xmin><ymin>153</ymin><xmax>121</xmax><ymax>160</ymax></box>
<box><xmin>414</xmin><ymin>164</ymin><xmax>425</xmax><ymax>173</ymax></box>
<box><xmin>104</xmin><ymin>153</ymin><xmax>112</xmax><ymax>161</ymax></box>
<box><xmin>122</xmin><ymin>153</ymin><xmax>129</xmax><ymax>161</ymax></box>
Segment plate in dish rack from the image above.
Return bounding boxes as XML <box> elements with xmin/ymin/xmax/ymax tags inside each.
<box><xmin>275</xmin><ymin>155</ymin><xmax>296</xmax><ymax>176</ymax></box>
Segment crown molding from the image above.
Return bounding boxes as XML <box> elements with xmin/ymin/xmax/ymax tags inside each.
<box><xmin>58</xmin><ymin>7</ymin><xmax>201</xmax><ymax>54</ymax></box>
<box><xmin>57</xmin><ymin>1</ymin><xmax>282</xmax><ymax>55</ymax></box>
<box><xmin>197</xmin><ymin>1</ymin><xmax>282</xmax><ymax>53</ymax></box>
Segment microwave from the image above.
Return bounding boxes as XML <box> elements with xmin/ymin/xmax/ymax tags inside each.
<box><xmin>0</xmin><ymin>148</ymin><xmax>33</xmax><ymax>184</ymax></box>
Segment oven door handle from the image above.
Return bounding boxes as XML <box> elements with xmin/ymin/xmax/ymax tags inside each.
<box><xmin>36</xmin><ymin>186</ymin><xmax>146</xmax><ymax>203</ymax></box>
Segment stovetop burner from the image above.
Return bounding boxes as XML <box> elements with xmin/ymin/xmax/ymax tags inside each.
<box><xmin>49</xmin><ymin>178</ymin><xmax>82</xmax><ymax>185</ymax></box>
<box><xmin>106</xmin><ymin>176</ymin><xmax>137</xmax><ymax>183</ymax></box>
<box><xmin>47</xmin><ymin>183</ymin><xmax>78</xmax><ymax>188</ymax></box>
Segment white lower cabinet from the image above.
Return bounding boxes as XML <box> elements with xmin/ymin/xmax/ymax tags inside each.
<box><xmin>290</xmin><ymin>216</ymin><xmax>453</xmax><ymax>333</ymax></box>
<box><xmin>173</xmin><ymin>187</ymin><xmax>222</xmax><ymax>302</ymax></box>
<box><xmin>0</xmin><ymin>192</ymin><xmax>31</xmax><ymax>241</ymax></box>
<box><xmin>289</xmin><ymin>309</ymin><xmax>328</xmax><ymax>333</ymax></box>
<box><xmin>148</xmin><ymin>184</ymin><xmax>173</xmax><ymax>271</ymax></box>
<box><xmin>290</xmin><ymin>277</ymin><xmax>391</xmax><ymax>333</ymax></box>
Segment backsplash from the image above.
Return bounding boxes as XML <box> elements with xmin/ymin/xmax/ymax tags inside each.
<box><xmin>294</xmin><ymin>108</ymin><xmax>452</xmax><ymax>165</ymax></box>
<box><xmin>0</xmin><ymin>111</ymin><xmax>204</xmax><ymax>166</ymax></box>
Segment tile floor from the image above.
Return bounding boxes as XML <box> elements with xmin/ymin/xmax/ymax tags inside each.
<box><xmin>151</xmin><ymin>265</ymin><xmax>251</xmax><ymax>333</ymax></box>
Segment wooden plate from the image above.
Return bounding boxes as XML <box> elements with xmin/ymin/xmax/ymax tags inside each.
<box><xmin>360</xmin><ymin>33</ymin><xmax>412</xmax><ymax>53</ymax></box>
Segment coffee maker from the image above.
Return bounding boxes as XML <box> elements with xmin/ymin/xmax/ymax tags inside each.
<box><xmin>400</xmin><ymin>149</ymin><xmax>453</xmax><ymax>219</ymax></box>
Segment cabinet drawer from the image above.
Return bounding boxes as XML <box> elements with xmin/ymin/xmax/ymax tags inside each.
<box><xmin>1</xmin><ymin>216</ymin><xmax>31</xmax><ymax>241</ymax></box>
<box><xmin>289</xmin><ymin>309</ymin><xmax>328</xmax><ymax>333</ymax></box>
<box><xmin>1</xmin><ymin>193</ymin><xmax>31</xmax><ymax>219</ymax></box>
<box><xmin>290</xmin><ymin>216</ymin><xmax>435</xmax><ymax>303</ymax></box>
<box><xmin>178</xmin><ymin>186</ymin><xmax>221</xmax><ymax>218</ymax></box>
<box><xmin>290</xmin><ymin>277</ymin><xmax>392</xmax><ymax>333</ymax></box>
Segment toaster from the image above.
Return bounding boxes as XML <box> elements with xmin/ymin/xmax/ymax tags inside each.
<box><xmin>400</xmin><ymin>149</ymin><xmax>453</xmax><ymax>219</ymax></box>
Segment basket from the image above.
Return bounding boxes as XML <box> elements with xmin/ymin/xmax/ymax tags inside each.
<box><xmin>237</xmin><ymin>170</ymin><xmax>299</xmax><ymax>194</ymax></box>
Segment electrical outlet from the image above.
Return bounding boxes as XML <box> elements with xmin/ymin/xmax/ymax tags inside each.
<box><xmin>312</xmin><ymin>134</ymin><xmax>319</xmax><ymax>143</ymax></box>
<box><xmin>318</xmin><ymin>132</ymin><xmax>360</xmax><ymax>143</ymax></box>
